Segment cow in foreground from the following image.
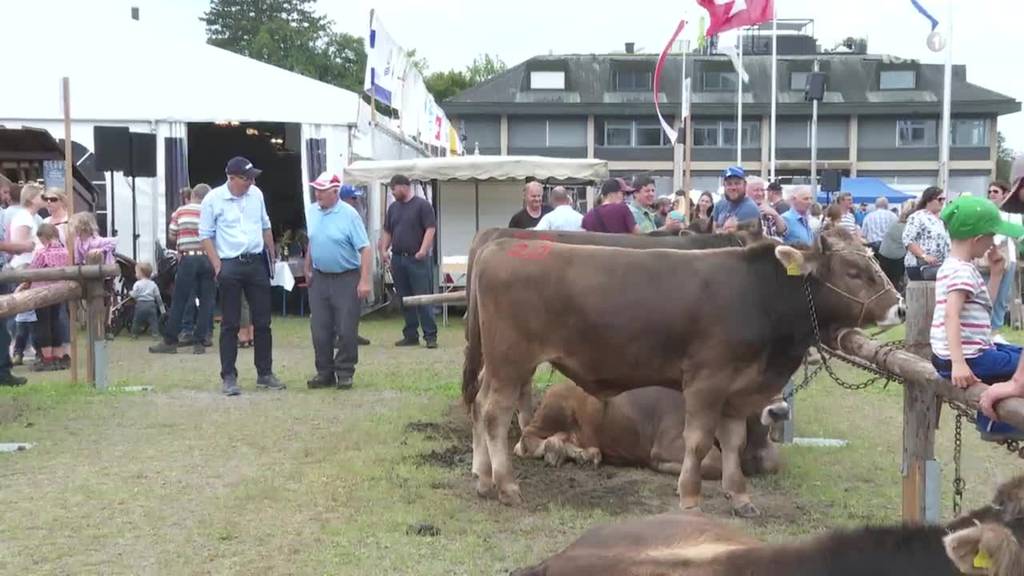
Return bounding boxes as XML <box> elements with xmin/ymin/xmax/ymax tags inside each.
<box><xmin>464</xmin><ymin>230</ymin><xmax>901</xmax><ymax>515</ymax></box>
<box><xmin>514</xmin><ymin>382</ymin><xmax>789</xmax><ymax>480</ymax></box>
<box><xmin>510</xmin><ymin>475</ymin><xmax>1024</xmax><ymax>576</ymax></box>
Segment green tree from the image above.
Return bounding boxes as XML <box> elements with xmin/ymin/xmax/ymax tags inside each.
<box><xmin>425</xmin><ymin>70</ymin><xmax>473</xmax><ymax>102</ymax></box>
<box><xmin>997</xmin><ymin>131</ymin><xmax>1015</xmax><ymax>183</ymax></box>
<box><xmin>465</xmin><ymin>54</ymin><xmax>507</xmax><ymax>85</ymax></box>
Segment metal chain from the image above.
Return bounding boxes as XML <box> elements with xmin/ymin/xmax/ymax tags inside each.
<box><xmin>953</xmin><ymin>412</ymin><xmax>965</xmax><ymax>517</ymax></box>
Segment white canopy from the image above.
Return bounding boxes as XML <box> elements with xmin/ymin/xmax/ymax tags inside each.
<box><xmin>343</xmin><ymin>155</ymin><xmax>609</xmax><ymax>184</ymax></box>
<box><xmin>3</xmin><ymin>5</ymin><xmax>359</xmax><ymax>126</ymax></box>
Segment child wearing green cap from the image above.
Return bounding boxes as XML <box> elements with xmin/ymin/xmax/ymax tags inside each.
<box><xmin>931</xmin><ymin>194</ymin><xmax>1024</xmax><ymax>441</ymax></box>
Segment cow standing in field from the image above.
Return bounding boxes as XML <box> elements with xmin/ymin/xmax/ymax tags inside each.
<box><xmin>464</xmin><ymin>229</ymin><xmax>902</xmax><ymax>515</ymax></box>
<box><xmin>510</xmin><ymin>474</ymin><xmax>1024</xmax><ymax>576</ymax></box>
<box><xmin>514</xmin><ymin>382</ymin><xmax>789</xmax><ymax>480</ymax></box>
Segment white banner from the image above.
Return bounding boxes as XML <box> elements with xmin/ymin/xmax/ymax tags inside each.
<box><xmin>363</xmin><ymin>14</ymin><xmax>404</xmax><ymax>107</ymax></box>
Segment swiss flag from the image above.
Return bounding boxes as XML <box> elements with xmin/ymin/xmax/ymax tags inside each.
<box><xmin>697</xmin><ymin>0</ymin><xmax>774</xmax><ymax>36</ymax></box>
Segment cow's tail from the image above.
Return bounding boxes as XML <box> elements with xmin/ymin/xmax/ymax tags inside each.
<box><xmin>462</xmin><ymin>277</ymin><xmax>483</xmax><ymax>408</ymax></box>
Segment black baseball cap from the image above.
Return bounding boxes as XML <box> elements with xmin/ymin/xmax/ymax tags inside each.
<box><xmin>389</xmin><ymin>174</ymin><xmax>411</xmax><ymax>187</ymax></box>
<box><xmin>225</xmin><ymin>156</ymin><xmax>261</xmax><ymax>180</ymax></box>
<box><xmin>767</xmin><ymin>180</ymin><xmax>783</xmax><ymax>192</ymax></box>
<box><xmin>600</xmin><ymin>178</ymin><xmax>635</xmax><ymax>196</ymax></box>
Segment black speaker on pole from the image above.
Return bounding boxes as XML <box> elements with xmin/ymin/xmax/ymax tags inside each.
<box><xmin>93</xmin><ymin>126</ymin><xmax>130</xmax><ymax>172</ymax></box>
<box><xmin>128</xmin><ymin>132</ymin><xmax>157</xmax><ymax>178</ymax></box>
<box><xmin>821</xmin><ymin>169</ymin><xmax>842</xmax><ymax>192</ymax></box>
<box><xmin>804</xmin><ymin>72</ymin><xmax>827</xmax><ymax>102</ymax></box>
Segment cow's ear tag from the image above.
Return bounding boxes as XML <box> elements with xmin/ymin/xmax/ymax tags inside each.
<box><xmin>786</xmin><ymin>262</ymin><xmax>802</xmax><ymax>276</ymax></box>
<box><xmin>973</xmin><ymin>549</ymin><xmax>992</xmax><ymax>569</ymax></box>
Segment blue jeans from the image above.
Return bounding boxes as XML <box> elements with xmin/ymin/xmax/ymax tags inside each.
<box><xmin>391</xmin><ymin>253</ymin><xmax>437</xmax><ymax>342</ymax></box>
<box><xmin>163</xmin><ymin>255</ymin><xmax>216</xmax><ymax>344</ymax></box>
<box><xmin>992</xmin><ymin>261</ymin><xmax>1017</xmax><ymax>330</ymax></box>
<box><xmin>933</xmin><ymin>343</ymin><xmax>1022</xmax><ymax>384</ymax></box>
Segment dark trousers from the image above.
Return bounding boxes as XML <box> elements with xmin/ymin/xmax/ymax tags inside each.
<box><xmin>309</xmin><ymin>269</ymin><xmax>360</xmax><ymax>378</ymax></box>
<box><xmin>35</xmin><ymin>304</ymin><xmax>63</xmax><ymax>348</ymax></box>
<box><xmin>877</xmin><ymin>254</ymin><xmax>906</xmax><ymax>290</ymax></box>
<box><xmin>13</xmin><ymin>321</ymin><xmax>34</xmax><ymax>355</ymax></box>
<box><xmin>391</xmin><ymin>253</ymin><xmax>437</xmax><ymax>342</ymax></box>
<box><xmin>131</xmin><ymin>301</ymin><xmax>160</xmax><ymax>336</ymax></box>
<box><xmin>0</xmin><ymin>284</ymin><xmax>14</xmax><ymax>376</ymax></box>
<box><xmin>218</xmin><ymin>256</ymin><xmax>272</xmax><ymax>379</ymax></box>
<box><xmin>163</xmin><ymin>255</ymin><xmax>216</xmax><ymax>344</ymax></box>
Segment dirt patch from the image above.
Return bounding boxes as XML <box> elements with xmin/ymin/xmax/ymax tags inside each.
<box><xmin>0</xmin><ymin>398</ymin><xmax>27</xmax><ymax>427</ymax></box>
<box><xmin>407</xmin><ymin>402</ymin><xmax>805</xmax><ymax>520</ymax></box>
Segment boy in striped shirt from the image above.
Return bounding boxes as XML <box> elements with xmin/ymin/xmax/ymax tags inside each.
<box><xmin>931</xmin><ymin>195</ymin><xmax>1024</xmax><ymax>440</ymax></box>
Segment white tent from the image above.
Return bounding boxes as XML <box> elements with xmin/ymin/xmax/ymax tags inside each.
<box><xmin>344</xmin><ymin>156</ymin><xmax>609</xmax><ymax>278</ymax></box>
<box><xmin>0</xmin><ymin>7</ymin><xmax>385</xmax><ymax>264</ymax></box>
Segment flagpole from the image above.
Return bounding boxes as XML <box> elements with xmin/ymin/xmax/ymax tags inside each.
<box><xmin>770</xmin><ymin>4</ymin><xmax>778</xmax><ymax>181</ymax></box>
<box><xmin>737</xmin><ymin>30</ymin><xmax>743</xmax><ymax>167</ymax></box>
<box><xmin>938</xmin><ymin>1</ymin><xmax>952</xmax><ymax>191</ymax></box>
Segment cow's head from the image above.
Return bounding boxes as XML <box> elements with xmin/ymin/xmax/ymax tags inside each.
<box><xmin>775</xmin><ymin>229</ymin><xmax>903</xmax><ymax>329</ymax></box>
<box><xmin>943</xmin><ymin>520</ymin><xmax>1024</xmax><ymax>576</ymax></box>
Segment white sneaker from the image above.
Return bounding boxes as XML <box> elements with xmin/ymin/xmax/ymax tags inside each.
<box><xmin>993</xmin><ymin>334</ymin><xmax>1010</xmax><ymax>345</ymax></box>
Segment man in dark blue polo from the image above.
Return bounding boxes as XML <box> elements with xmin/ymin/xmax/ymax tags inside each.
<box><xmin>199</xmin><ymin>157</ymin><xmax>284</xmax><ymax>396</ymax></box>
<box><xmin>305</xmin><ymin>173</ymin><xmax>372</xmax><ymax>390</ymax></box>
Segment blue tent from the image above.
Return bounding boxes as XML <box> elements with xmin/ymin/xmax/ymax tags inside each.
<box><xmin>817</xmin><ymin>177</ymin><xmax>915</xmax><ymax>204</ymax></box>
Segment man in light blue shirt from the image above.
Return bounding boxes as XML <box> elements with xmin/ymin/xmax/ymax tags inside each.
<box><xmin>199</xmin><ymin>156</ymin><xmax>283</xmax><ymax>396</ymax></box>
<box><xmin>304</xmin><ymin>174</ymin><xmax>372</xmax><ymax>390</ymax></box>
<box><xmin>780</xmin><ymin>186</ymin><xmax>815</xmax><ymax>247</ymax></box>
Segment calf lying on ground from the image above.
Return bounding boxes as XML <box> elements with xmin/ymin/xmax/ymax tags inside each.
<box><xmin>511</xmin><ymin>474</ymin><xmax>1024</xmax><ymax>576</ymax></box>
<box><xmin>513</xmin><ymin>383</ymin><xmax>788</xmax><ymax>480</ymax></box>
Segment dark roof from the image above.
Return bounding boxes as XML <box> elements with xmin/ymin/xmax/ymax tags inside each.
<box><xmin>0</xmin><ymin>127</ymin><xmax>100</xmax><ymax>211</ymax></box>
<box><xmin>443</xmin><ymin>53</ymin><xmax>1020</xmax><ymax>117</ymax></box>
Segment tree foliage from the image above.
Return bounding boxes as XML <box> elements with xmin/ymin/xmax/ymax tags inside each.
<box><xmin>202</xmin><ymin>0</ymin><xmax>366</xmax><ymax>93</ymax></box>
<box><xmin>424</xmin><ymin>53</ymin><xmax>507</xmax><ymax>102</ymax></box>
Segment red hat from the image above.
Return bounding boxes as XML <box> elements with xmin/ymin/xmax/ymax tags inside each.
<box><xmin>310</xmin><ymin>172</ymin><xmax>342</xmax><ymax>191</ymax></box>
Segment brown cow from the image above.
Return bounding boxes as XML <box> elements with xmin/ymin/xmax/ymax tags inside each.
<box><xmin>513</xmin><ymin>382</ymin><xmax>789</xmax><ymax>480</ymax></box>
<box><xmin>464</xmin><ymin>230</ymin><xmax>901</xmax><ymax>514</ymax></box>
<box><xmin>511</xmin><ymin>475</ymin><xmax>1024</xmax><ymax>576</ymax></box>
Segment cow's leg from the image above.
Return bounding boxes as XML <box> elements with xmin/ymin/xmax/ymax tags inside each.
<box><xmin>678</xmin><ymin>390</ymin><xmax>722</xmax><ymax>511</ymax></box>
<box><xmin>481</xmin><ymin>368</ymin><xmax>530</xmax><ymax>506</ymax></box>
<box><xmin>717</xmin><ymin>415</ymin><xmax>759</xmax><ymax>518</ymax></box>
<box><xmin>471</xmin><ymin>371</ymin><xmax>491</xmax><ymax>480</ymax></box>
<box><xmin>516</xmin><ymin>382</ymin><xmax>533</xmax><ymax>434</ymax></box>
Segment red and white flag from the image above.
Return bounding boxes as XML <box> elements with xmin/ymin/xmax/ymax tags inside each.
<box><xmin>653</xmin><ymin>19</ymin><xmax>687</xmax><ymax>144</ymax></box>
<box><xmin>696</xmin><ymin>0</ymin><xmax>774</xmax><ymax>36</ymax></box>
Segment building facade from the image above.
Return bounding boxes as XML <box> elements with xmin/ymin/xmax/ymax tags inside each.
<box><xmin>442</xmin><ymin>35</ymin><xmax>1019</xmax><ymax>198</ymax></box>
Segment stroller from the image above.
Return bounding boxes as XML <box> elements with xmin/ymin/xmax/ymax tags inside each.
<box><xmin>107</xmin><ymin>246</ymin><xmax>177</xmax><ymax>337</ymax></box>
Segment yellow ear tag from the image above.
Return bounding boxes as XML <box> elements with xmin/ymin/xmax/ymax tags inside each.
<box><xmin>973</xmin><ymin>549</ymin><xmax>993</xmax><ymax>569</ymax></box>
<box><xmin>786</xmin><ymin>262</ymin><xmax>802</xmax><ymax>276</ymax></box>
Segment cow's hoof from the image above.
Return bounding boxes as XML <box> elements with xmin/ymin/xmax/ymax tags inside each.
<box><xmin>513</xmin><ymin>440</ymin><xmax>526</xmax><ymax>458</ymax></box>
<box><xmin>543</xmin><ymin>450</ymin><xmax>566</xmax><ymax>467</ymax></box>
<box><xmin>732</xmin><ymin>502</ymin><xmax>761</xmax><ymax>518</ymax></box>
<box><xmin>498</xmin><ymin>486</ymin><xmax>523</xmax><ymax>506</ymax></box>
<box><xmin>476</xmin><ymin>480</ymin><xmax>496</xmax><ymax>500</ymax></box>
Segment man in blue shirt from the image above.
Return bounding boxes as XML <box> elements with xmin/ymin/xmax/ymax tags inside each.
<box><xmin>780</xmin><ymin>186</ymin><xmax>815</xmax><ymax>246</ymax></box>
<box><xmin>304</xmin><ymin>174</ymin><xmax>372</xmax><ymax>390</ymax></box>
<box><xmin>712</xmin><ymin>166</ymin><xmax>760</xmax><ymax>233</ymax></box>
<box><xmin>199</xmin><ymin>156</ymin><xmax>283</xmax><ymax>396</ymax></box>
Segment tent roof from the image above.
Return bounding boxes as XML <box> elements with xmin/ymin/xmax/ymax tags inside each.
<box><xmin>344</xmin><ymin>156</ymin><xmax>609</xmax><ymax>184</ymax></box>
<box><xmin>3</xmin><ymin>13</ymin><xmax>359</xmax><ymax>126</ymax></box>
<box><xmin>818</xmin><ymin>177</ymin><xmax>915</xmax><ymax>204</ymax></box>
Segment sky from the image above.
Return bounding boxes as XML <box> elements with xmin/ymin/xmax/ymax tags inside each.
<box><xmin>10</xmin><ymin>0</ymin><xmax>1024</xmax><ymax>151</ymax></box>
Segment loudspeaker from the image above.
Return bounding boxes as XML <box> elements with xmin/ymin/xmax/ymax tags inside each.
<box><xmin>821</xmin><ymin>169</ymin><xmax>841</xmax><ymax>192</ymax></box>
<box><xmin>804</xmin><ymin>72</ymin><xmax>827</xmax><ymax>102</ymax></box>
<box><xmin>128</xmin><ymin>132</ymin><xmax>157</xmax><ymax>178</ymax></box>
<box><xmin>93</xmin><ymin>126</ymin><xmax>130</xmax><ymax>172</ymax></box>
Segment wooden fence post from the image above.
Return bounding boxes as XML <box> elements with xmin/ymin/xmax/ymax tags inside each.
<box><xmin>84</xmin><ymin>251</ymin><xmax>107</xmax><ymax>389</ymax></box>
<box><xmin>903</xmin><ymin>281</ymin><xmax>941</xmax><ymax>524</ymax></box>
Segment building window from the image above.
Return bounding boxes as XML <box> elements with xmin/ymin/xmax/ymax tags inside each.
<box><xmin>602</xmin><ymin>119</ymin><xmax>671</xmax><ymax>147</ymax></box>
<box><xmin>530</xmin><ymin>71</ymin><xmax>565</xmax><ymax>90</ymax></box>
<box><xmin>703</xmin><ymin>71</ymin><xmax>738</xmax><ymax>92</ymax></box>
<box><xmin>509</xmin><ymin>117</ymin><xmax>586</xmax><ymax>148</ymax></box>
<box><xmin>880</xmin><ymin>70</ymin><xmax>916</xmax><ymax>90</ymax></box>
<box><xmin>790</xmin><ymin>71</ymin><xmax>809</xmax><ymax>91</ymax></box>
<box><xmin>951</xmin><ymin>119</ymin><xmax>988</xmax><ymax>147</ymax></box>
<box><xmin>897</xmin><ymin>119</ymin><xmax>936</xmax><ymax>147</ymax></box>
<box><xmin>693</xmin><ymin>120</ymin><xmax>759</xmax><ymax>148</ymax></box>
<box><xmin>613</xmin><ymin>69</ymin><xmax>653</xmax><ymax>91</ymax></box>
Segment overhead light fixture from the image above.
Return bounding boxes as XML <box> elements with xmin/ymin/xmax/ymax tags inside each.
<box><xmin>246</xmin><ymin>128</ymin><xmax>259</xmax><ymax>136</ymax></box>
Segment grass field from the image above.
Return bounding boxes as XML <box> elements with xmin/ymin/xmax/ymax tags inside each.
<box><xmin>1</xmin><ymin>316</ymin><xmax>1022</xmax><ymax>575</ymax></box>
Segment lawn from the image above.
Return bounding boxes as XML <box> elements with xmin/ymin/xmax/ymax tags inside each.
<box><xmin>0</xmin><ymin>315</ymin><xmax>1022</xmax><ymax>575</ymax></box>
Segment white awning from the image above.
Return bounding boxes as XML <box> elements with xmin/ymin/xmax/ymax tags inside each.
<box><xmin>343</xmin><ymin>155</ymin><xmax>609</xmax><ymax>184</ymax></box>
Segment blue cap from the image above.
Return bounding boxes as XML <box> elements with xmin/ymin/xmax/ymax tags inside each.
<box><xmin>723</xmin><ymin>166</ymin><xmax>745</xmax><ymax>180</ymax></box>
<box><xmin>339</xmin><ymin>184</ymin><xmax>363</xmax><ymax>199</ymax></box>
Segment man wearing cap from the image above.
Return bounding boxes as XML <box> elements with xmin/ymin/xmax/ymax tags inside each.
<box><xmin>304</xmin><ymin>173</ymin><xmax>372</xmax><ymax>390</ymax></box>
<box><xmin>581</xmin><ymin>178</ymin><xmax>639</xmax><ymax>234</ymax></box>
<box><xmin>712</xmin><ymin>166</ymin><xmax>760</xmax><ymax>233</ymax></box>
<box><xmin>379</xmin><ymin>174</ymin><xmax>439</xmax><ymax>348</ymax></box>
<box><xmin>931</xmin><ymin>194</ymin><xmax>1024</xmax><ymax>441</ymax></box>
<box><xmin>150</xmin><ymin>183</ymin><xmax>215</xmax><ymax>356</ymax></box>
<box><xmin>199</xmin><ymin>156</ymin><xmax>284</xmax><ymax>396</ymax></box>
<box><xmin>534</xmin><ymin>186</ymin><xmax>583</xmax><ymax>231</ymax></box>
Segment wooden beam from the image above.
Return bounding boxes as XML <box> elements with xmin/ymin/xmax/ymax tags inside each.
<box><xmin>0</xmin><ymin>283</ymin><xmax>81</xmax><ymax>318</ymax></box>
<box><xmin>84</xmin><ymin>251</ymin><xmax>105</xmax><ymax>388</ymax></box>
<box><xmin>0</xmin><ymin>264</ymin><xmax>119</xmax><ymax>284</ymax></box>
<box><xmin>900</xmin><ymin>281</ymin><xmax>939</xmax><ymax>524</ymax></box>
<box><xmin>63</xmin><ymin>76</ymin><xmax>78</xmax><ymax>386</ymax></box>
<box><xmin>403</xmin><ymin>292</ymin><xmax>466</xmax><ymax>307</ymax></box>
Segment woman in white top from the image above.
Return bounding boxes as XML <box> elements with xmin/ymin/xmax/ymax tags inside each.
<box><xmin>41</xmin><ymin>188</ymin><xmax>70</xmax><ymax>245</ymax></box>
<box><xmin>901</xmin><ymin>186</ymin><xmax>950</xmax><ymax>281</ymax></box>
<box><xmin>8</xmin><ymin>183</ymin><xmax>45</xmax><ymax>269</ymax></box>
